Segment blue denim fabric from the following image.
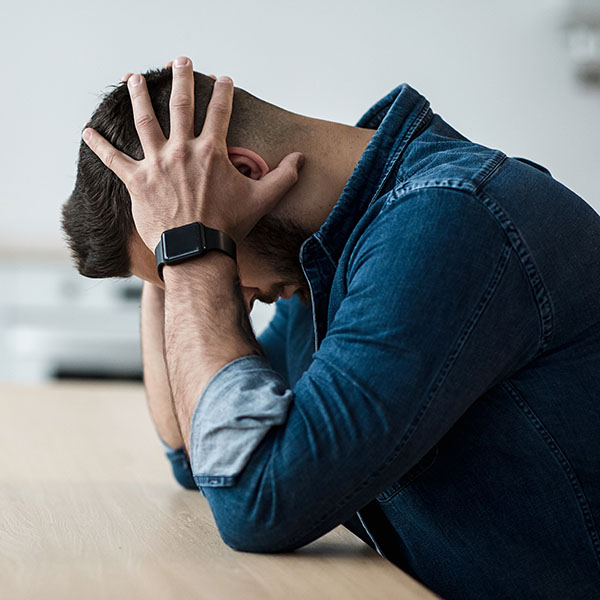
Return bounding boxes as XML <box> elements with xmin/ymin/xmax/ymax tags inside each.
<box><xmin>166</xmin><ymin>84</ymin><xmax>600</xmax><ymax>599</ymax></box>
<box><xmin>159</xmin><ymin>439</ymin><xmax>197</xmax><ymax>490</ymax></box>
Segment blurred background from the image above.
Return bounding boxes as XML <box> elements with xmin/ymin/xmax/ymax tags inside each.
<box><xmin>0</xmin><ymin>0</ymin><xmax>598</xmax><ymax>382</ymax></box>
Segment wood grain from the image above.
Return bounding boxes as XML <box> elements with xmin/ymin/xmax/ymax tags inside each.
<box><xmin>0</xmin><ymin>383</ymin><xmax>438</xmax><ymax>599</ymax></box>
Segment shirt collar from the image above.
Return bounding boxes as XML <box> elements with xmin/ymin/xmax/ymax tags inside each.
<box><xmin>299</xmin><ymin>84</ymin><xmax>432</xmax><ymax>349</ymax></box>
<box><xmin>309</xmin><ymin>83</ymin><xmax>432</xmax><ymax>267</ymax></box>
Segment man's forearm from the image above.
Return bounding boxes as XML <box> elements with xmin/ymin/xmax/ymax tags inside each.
<box><xmin>140</xmin><ymin>281</ymin><xmax>185</xmax><ymax>449</ymax></box>
<box><xmin>162</xmin><ymin>253</ymin><xmax>261</xmax><ymax>451</ymax></box>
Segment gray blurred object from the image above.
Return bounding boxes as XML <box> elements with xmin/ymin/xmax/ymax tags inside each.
<box><xmin>0</xmin><ymin>257</ymin><xmax>274</xmax><ymax>383</ymax></box>
<box><xmin>0</xmin><ymin>259</ymin><xmax>143</xmax><ymax>381</ymax></box>
<box><xmin>564</xmin><ymin>0</ymin><xmax>600</xmax><ymax>85</ymax></box>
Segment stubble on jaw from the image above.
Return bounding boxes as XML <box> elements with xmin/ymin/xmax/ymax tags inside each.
<box><xmin>245</xmin><ymin>214</ymin><xmax>313</xmax><ymax>305</ymax></box>
<box><xmin>128</xmin><ymin>214</ymin><xmax>314</xmax><ymax>305</ymax></box>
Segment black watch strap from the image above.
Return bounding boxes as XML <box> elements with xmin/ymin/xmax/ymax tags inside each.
<box><xmin>155</xmin><ymin>222</ymin><xmax>237</xmax><ymax>281</ymax></box>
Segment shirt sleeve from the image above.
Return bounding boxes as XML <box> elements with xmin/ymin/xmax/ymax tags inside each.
<box><xmin>159</xmin><ymin>300</ymin><xmax>291</xmax><ymax>490</ymax></box>
<box><xmin>188</xmin><ymin>188</ymin><xmax>542</xmax><ymax>552</ymax></box>
<box><xmin>159</xmin><ymin>438</ymin><xmax>198</xmax><ymax>491</ymax></box>
<box><xmin>189</xmin><ymin>355</ymin><xmax>294</xmax><ymax>487</ymax></box>
<box><xmin>257</xmin><ymin>297</ymin><xmax>290</xmax><ymax>384</ymax></box>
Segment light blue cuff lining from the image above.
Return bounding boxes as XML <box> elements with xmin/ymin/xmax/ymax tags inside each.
<box><xmin>189</xmin><ymin>354</ymin><xmax>294</xmax><ymax>487</ymax></box>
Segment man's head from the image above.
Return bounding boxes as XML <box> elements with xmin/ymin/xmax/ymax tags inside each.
<box><xmin>62</xmin><ymin>67</ymin><xmax>313</xmax><ymax>307</ymax></box>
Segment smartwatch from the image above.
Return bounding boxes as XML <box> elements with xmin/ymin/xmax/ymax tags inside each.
<box><xmin>154</xmin><ymin>222</ymin><xmax>237</xmax><ymax>281</ymax></box>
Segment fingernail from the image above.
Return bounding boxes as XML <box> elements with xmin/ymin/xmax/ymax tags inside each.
<box><xmin>82</xmin><ymin>129</ymin><xmax>92</xmax><ymax>141</ymax></box>
<box><xmin>297</xmin><ymin>154</ymin><xmax>305</xmax><ymax>169</ymax></box>
<box><xmin>129</xmin><ymin>74</ymin><xmax>142</xmax><ymax>86</ymax></box>
<box><xmin>174</xmin><ymin>56</ymin><xmax>190</xmax><ymax>67</ymax></box>
<box><xmin>217</xmin><ymin>75</ymin><xmax>232</xmax><ymax>84</ymax></box>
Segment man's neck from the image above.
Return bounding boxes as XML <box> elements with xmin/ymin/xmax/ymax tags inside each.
<box><xmin>266</xmin><ymin>116</ymin><xmax>377</xmax><ymax>235</ymax></box>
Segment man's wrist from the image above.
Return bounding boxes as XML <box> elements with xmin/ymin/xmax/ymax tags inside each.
<box><xmin>162</xmin><ymin>250</ymin><xmax>237</xmax><ymax>288</ymax></box>
<box><xmin>162</xmin><ymin>248</ymin><xmax>255</xmax><ymax>363</ymax></box>
<box><xmin>155</xmin><ymin>222</ymin><xmax>237</xmax><ymax>281</ymax></box>
<box><xmin>160</xmin><ymin>246</ymin><xmax>257</xmax><ymax>449</ymax></box>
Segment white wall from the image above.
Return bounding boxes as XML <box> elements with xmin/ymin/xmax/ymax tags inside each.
<box><xmin>1</xmin><ymin>0</ymin><xmax>598</xmax><ymax>253</ymax></box>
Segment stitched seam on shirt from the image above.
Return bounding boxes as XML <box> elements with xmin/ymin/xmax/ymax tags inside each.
<box><xmin>369</xmin><ymin>102</ymin><xmax>433</xmax><ymax>208</ymax></box>
<box><xmin>314</xmin><ymin>102</ymin><xmax>433</xmax><ymax>271</ymax></box>
<box><xmin>285</xmin><ymin>241</ymin><xmax>513</xmax><ymax>548</ymax></box>
<box><xmin>378</xmin><ymin>165</ymin><xmax>552</xmax><ymax>357</ymax></box>
<box><xmin>376</xmin><ymin>447</ymin><xmax>440</xmax><ymax>502</ymax></box>
<box><xmin>314</xmin><ymin>234</ymin><xmax>337</xmax><ymax>268</ymax></box>
<box><xmin>475</xmin><ymin>188</ymin><xmax>554</xmax><ymax>356</ymax></box>
<box><xmin>473</xmin><ymin>152</ymin><xmax>508</xmax><ymax>193</ymax></box>
<box><xmin>355</xmin><ymin>184</ymin><xmax>550</xmax><ymax>358</ymax></box>
<box><xmin>502</xmin><ymin>379</ymin><xmax>600</xmax><ymax>570</ymax></box>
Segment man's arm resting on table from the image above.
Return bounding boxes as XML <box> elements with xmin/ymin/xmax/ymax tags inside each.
<box><xmin>141</xmin><ymin>277</ymin><xmax>290</xmax><ymax>489</ymax></box>
<box><xmin>80</xmin><ymin>63</ymin><xmax>299</xmax><ymax>496</ymax></box>
<box><xmin>140</xmin><ymin>281</ymin><xmax>197</xmax><ymax>490</ymax></box>
<box><xmin>162</xmin><ymin>252</ymin><xmax>281</xmax><ymax>456</ymax></box>
<box><xmin>161</xmin><ymin>190</ymin><xmax>541</xmax><ymax>554</ymax></box>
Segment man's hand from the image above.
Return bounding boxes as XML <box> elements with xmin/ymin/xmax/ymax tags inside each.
<box><xmin>80</xmin><ymin>56</ymin><xmax>299</xmax><ymax>452</ymax></box>
<box><xmin>82</xmin><ymin>56</ymin><xmax>304</xmax><ymax>250</ymax></box>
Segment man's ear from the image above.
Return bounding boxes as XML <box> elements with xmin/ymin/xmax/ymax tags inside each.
<box><xmin>227</xmin><ymin>146</ymin><xmax>270</xmax><ymax>180</ymax></box>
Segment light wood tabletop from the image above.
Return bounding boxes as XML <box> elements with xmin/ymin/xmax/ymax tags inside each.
<box><xmin>0</xmin><ymin>382</ymin><xmax>439</xmax><ymax>599</ymax></box>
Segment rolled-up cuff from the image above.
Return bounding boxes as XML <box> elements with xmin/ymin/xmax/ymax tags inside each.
<box><xmin>189</xmin><ymin>354</ymin><xmax>294</xmax><ymax>487</ymax></box>
<box><xmin>160</xmin><ymin>440</ymin><xmax>198</xmax><ymax>490</ymax></box>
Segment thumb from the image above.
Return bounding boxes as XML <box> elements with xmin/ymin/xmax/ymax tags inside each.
<box><xmin>258</xmin><ymin>152</ymin><xmax>304</xmax><ymax>206</ymax></box>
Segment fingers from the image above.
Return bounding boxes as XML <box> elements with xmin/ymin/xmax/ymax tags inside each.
<box><xmin>166</xmin><ymin>60</ymin><xmax>213</xmax><ymax>80</ymax></box>
<box><xmin>169</xmin><ymin>56</ymin><xmax>195</xmax><ymax>140</ymax></box>
<box><xmin>257</xmin><ymin>152</ymin><xmax>304</xmax><ymax>207</ymax></box>
<box><xmin>127</xmin><ymin>74</ymin><xmax>165</xmax><ymax>156</ymax></box>
<box><xmin>82</xmin><ymin>128</ymin><xmax>137</xmax><ymax>181</ymax></box>
<box><xmin>200</xmin><ymin>76</ymin><xmax>234</xmax><ymax>143</ymax></box>
<box><xmin>121</xmin><ymin>72</ymin><xmax>134</xmax><ymax>83</ymax></box>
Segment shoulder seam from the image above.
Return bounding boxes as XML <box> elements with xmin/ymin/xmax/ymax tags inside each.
<box><xmin>381</xmin><ymin>184</ymin><xmax>554</xmax><ymax>356</ymax></box>
<box><xmin>475</xmin><ymin>188</ymin><xmax>554</xmax><ymax>356</ymax></box>
<box><xmin>473</xmin><ymin>151</ymin><xmax>508</xmax><ymax>193</ymax></box>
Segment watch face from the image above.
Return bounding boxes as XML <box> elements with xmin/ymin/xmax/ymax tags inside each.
<box><xmin>162</xmin><ymin>222</ymin><xmax>205</xmax><ymax>260</ymax></box>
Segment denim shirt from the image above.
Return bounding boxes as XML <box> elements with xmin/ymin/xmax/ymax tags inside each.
<box><xmin>164</xmin><ymin>84</ymin><xmax>600</xmax><ymax>599</ymax></box>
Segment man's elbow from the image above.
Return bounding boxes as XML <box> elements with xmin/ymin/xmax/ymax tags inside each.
<box><xmin>217</xmin><ymin>521</ymin><xmax>301</xmax><ymax>554</ymax></box>
<box><xmin>205</xmin><ymin>490</ymin><xmax>303</xmax><ymax>554</ymax></box>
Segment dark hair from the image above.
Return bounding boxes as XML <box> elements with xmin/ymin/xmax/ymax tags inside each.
<box><xmin>62</xmin><ymin>68</ymin><xmax>286</xmax><ymax>278</ymax></box>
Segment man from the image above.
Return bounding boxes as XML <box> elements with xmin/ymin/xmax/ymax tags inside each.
<box><xmin>62</xmin><ymin>57</ymin><xmax>600</xmax><ymax>599</ymax></box>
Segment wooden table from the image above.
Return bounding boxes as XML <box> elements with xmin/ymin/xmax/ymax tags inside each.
<box><xmin>0</xmin><ymin>383</ymin><xmax>438</xmax><ymax>599</ymax></box>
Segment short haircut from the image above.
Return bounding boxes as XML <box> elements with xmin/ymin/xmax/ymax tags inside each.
<box><xmin>62</xmin><ymin>68</ymin><xmax>286</xmax><ymax>278</ymax></box>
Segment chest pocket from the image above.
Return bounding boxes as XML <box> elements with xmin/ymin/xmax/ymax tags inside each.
<box><xmin>375</xmin><ymin>445</ymin><xmax>439</xmax><ymax>503</ymax></box>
